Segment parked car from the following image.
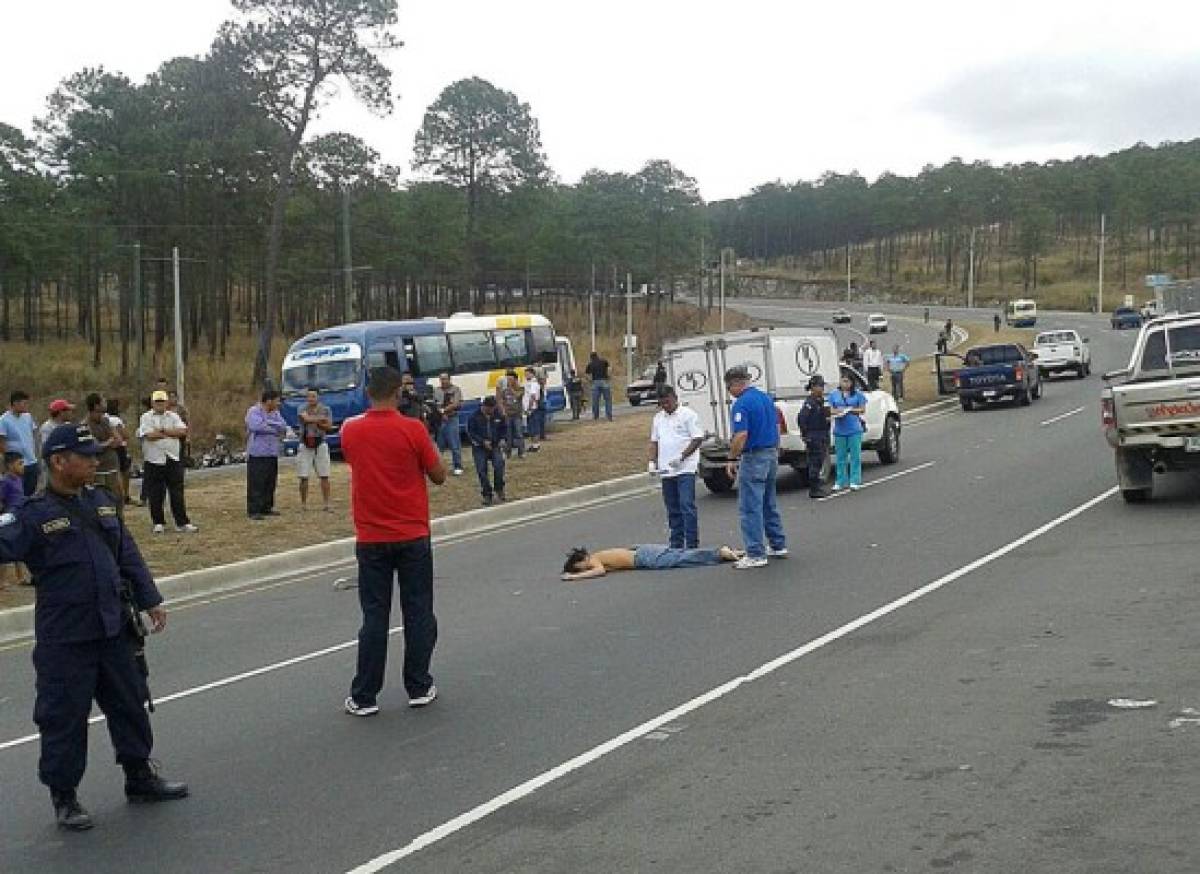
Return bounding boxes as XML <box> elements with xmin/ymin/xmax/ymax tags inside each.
<box><xmin>950</xmin><ymin>343</ymin><xmax>1043</xmax><ymax>410</ymax></box>
<box><xmin>832</xmin><ymin>309</ymin><xmax>852</xmax><ymax>324</ymax></box>
<box><xmin>625</xmin><ymin>365</ymin><xmax>661</xmax><ymax>406</ymax></box>
<box><xmin>1111</xmin><ymin>306</ymin><xmax>1143</xmax><ymax>330</ymax></box>
<box><xmin>1102</xmin><ymin>312</ymin><xmax>1200</xmax><ymax>502</ymax></box>
<box><xmin>867</xmin><ymin>313</ymin><xmax>889</xmax><ymax>333</ymax></box>
<box><xmin>1032</xmin><ymin>329</ymin><xmax>1091</xmax><ymax>379</ymax></box>
<box><xmin>664</xmin><ymin>328</ymin><xmax>900</xmax><ymax>492</ymax></box>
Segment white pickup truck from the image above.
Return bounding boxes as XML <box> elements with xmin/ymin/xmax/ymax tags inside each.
<box><xmin>664</xmin><ymin>327</ymin><xmax>901</xmax><ymax>492</ymax></box>
<box><xmin>1032</xmin><ymin>329</ymin><xmax>1091</xmax><ymax>379</ymax></box>
<box><xmin>1102</xmin><ymin>312</ymin><xmax>1200</xmax><ymax>502</ymax></box>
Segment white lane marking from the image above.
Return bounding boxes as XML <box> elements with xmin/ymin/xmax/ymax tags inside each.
<box><xmin>902</xmin><ymin>398</ymin><xmax>959</xmax><ymax>418</ymax></box>
<box><xmin>0</xmin><ymin>628</ymin><xmax>404</xmax><ymax>753</ymax></box>
<box><xmin>905</xmin><ymin>409</ymin><xmax>960</xmax><ymax>428</ymax></box>
<box><xmin>816</xmin><ymin>461</ymin><xmax>936</xmax><ymax>502</ymax></box>
<box><xmin>1040</xmin><ymin>406</ymin><xmax>1087</xmax><ymax>427</ymax></box>
<box><xmin>344</xmin><ymin>485</ymin><xmax>1118</xmax><ymax>874</ymax></box>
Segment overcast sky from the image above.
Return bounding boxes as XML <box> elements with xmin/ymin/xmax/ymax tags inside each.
<box><xmin>4</xmin><ymin>0</ymin><xmax>1200</xmax><ymax>201</ymax></box>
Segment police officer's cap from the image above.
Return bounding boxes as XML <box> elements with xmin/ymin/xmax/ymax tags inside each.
<box><xmin>724</xmin><ymin>365</ymin><xmax>751</xmax><ymax>384</ymax></box>
<box><xmin>42</xmin><ymin>424</ymin><xmax>103</xmax><ymax>460</ymax></box>
<box><xmin>806</xmin><ymin>374</ymin><xmax>825</xmax><ymax>389</ymax></box>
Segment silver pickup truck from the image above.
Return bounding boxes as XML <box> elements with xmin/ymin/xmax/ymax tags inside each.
<box><xmin>1102</xmin><ymin>312</ymin><xmax>1200</xmax><ymax>502</ymax></box>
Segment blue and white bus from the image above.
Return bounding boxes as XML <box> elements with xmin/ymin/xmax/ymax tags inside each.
<box><xmin>1005</xmin><ymin>299</ymin><xmax>1038</xmax><ymax>328</ymax></box>
<box><xmin>280</xmin><ymin>312</ymin><xmax>575</xmax><ymax>450</ymax></box>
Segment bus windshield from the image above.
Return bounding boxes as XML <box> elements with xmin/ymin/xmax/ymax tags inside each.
<box><xmin>281</xmin><ymin>359</ymin><xmax>360</xmax><ymax>395</ymax></box>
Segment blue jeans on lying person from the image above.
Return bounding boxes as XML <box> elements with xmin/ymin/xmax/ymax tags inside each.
<box><xmin>633</xmin><ymin>545</ymin><xmax>724</xmax><ymax>569</ymax></box>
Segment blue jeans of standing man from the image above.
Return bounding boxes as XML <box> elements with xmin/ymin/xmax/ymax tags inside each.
<box><xmin>437</xmin><ymin>420</ymin><xmax>463</xmax><ymax>470</ymax></box>
<box><xmin>505</xmin><ymin>414</ymin><xmax>525</xmax><ymax>457</ymax></box>
<box><xmin>737</xmin><ymin>449</ymin><xmax>786</xmax><ymax>559</ymax></box>
<box><xmin>834</xmin><ymin>433</ymin><xmax>863</xmax><ymax>487</ymax></box>
<box><xmin>350</xmin><ymin>538</ymin><xmax>437</xmax><ymax>706</ymax></box>
<box><xmin>22</xmin><ymin>461</ymin><xmax>40</xmax><ymax>497</ymax></box>
<box><xmin>528</xmin><ymin>407</ymin><xmax>546</xmax><ymax>441</ymax></box>
<box><xmin>471</xmin><ymin>444</ymin><xmax>506</xmax><ymax>500</ymax></box>
<box><xmin>591</xmin><ymin>379</ymin><xmax>612</xmax><ymax>420</ymax></box>
<box><xmin>660</xmin><ymin>473</ymin><xmax>698</xmax><ymax>548</ymax></box>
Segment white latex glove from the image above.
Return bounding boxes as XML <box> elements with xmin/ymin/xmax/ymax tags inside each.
<box><xmin>668</xmin><ymin>456</ymin><xmax>683</xmax><ymax>471</ymax></box>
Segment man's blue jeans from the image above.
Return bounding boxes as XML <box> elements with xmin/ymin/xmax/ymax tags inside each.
<box><xmin>350</xmin><ymin>538</ymin><xmax>437</xmax><ymax>705</ymax></box>
<box><xmin>504</xmin><ymin>415</ymin><xmax>525</xmax><ymax>457</ymax></box>
<box><xmin>660</xmin><ymin>473</ymin><xmax>698</xmax><ymax>548</ymax></box>
<box><xmin>591</xmin><ymin>379</ymin><xmax>612</xmax><ymax>420</ymax></box>
<box><xmin>437</xmin><ymin>420</ymin><xmax>462</xmax><ymax>470</ymax></box>
<box><xmin>633</xmin><ymin>545</ymin><xmax>723</xmax><ymax>569</ymax></box>
<box><xmin>472</xmin><ymin>444</ymin><xmax>505</xmax><ymax>499</ymax></box>
<box><xmin>737</xmin><ymin>449</ymin><xmax>786</xmax><ymax>559</ymax></box>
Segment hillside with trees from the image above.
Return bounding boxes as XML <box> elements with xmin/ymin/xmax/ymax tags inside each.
<box><xmin>710</xmin><ymin>142</ymin><xmax>1200</xmax><ymax>310</ymax></box>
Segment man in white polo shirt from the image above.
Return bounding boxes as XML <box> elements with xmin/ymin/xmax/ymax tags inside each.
<box><xmin>648</xmin><ymin>386</ymin><xmax>705</xmax><ymax>549</ymax></box>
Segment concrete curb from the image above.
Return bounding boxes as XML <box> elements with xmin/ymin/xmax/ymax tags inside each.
<box><xmin>0</xmin><ymin>472</ymin><xmax>657</xmax><ymax>645</ymax></box>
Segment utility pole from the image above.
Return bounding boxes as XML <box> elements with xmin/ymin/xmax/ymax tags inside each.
<box><xmin>626</xmin><ymin>271</ymin><xmax>634</xmax><ymax>385</ymax></box>
<box><xmin>589</xmin><ymin>261</ymin><xmax>597</xmax><ymax>353</ymax></box>
<box><xmin>342</xmin><ymin>184</ymin><xmax>353</xmax><ymax>323</ymax></box>
<box><xmin>133</xmin><ymin>241</ymin><xmax>144</xmax><ymax>407</ymax></box>
<box><xmin>172</xmin><ymin>247</ymin><xmax>186</xmax><ymax>406</ymax></box>
<box><xmin>846</xmin><ymin>242</ymin><xmax>852</xmax><ymax>303</ymax></box>
<box><xmin>1097</xmin><ymin>213</ymin><xmax>1106</xmax><ymax>315</ymax></box>
<box><xmin>968</xmin><ymin>227</ymin><xmax>976</xmax><ymax>310</ymax></box>
<box><xmin>719</xmin><ymin>253</ymin><xmax>726</xmax><ymax>332</ymax></box>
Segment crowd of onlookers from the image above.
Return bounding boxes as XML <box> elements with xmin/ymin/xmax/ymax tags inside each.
<box><xmin>0</xmin><ymin>350</ymin><xmax>635</xmax><ymax>590</ymax></box>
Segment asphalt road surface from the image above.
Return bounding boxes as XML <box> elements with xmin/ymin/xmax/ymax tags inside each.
<box><xmin>4</xmin><ymin>310</ymin><xmax>1199</xmax><ymax>873</ymax></box>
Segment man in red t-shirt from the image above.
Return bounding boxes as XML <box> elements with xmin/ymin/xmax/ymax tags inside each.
<box><xmin>340</xmin><ymin>367</ymin><xmax>447</xmax><ymax>716</ymax></box>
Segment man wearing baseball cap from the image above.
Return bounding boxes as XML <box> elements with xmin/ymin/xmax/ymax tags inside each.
<box><xmin>0</xmin><ymin>423</ymin><xmax>188</xmax><ymax>830</ymax></box>
<box><xmin>136</xmin><ymin>391</ymin><xmax>196</xmax><ymax>534</ymax></box>
<box><xmin>39</xmin><ymin>399</ymin><xmax>76</xmax><ymax>452</ymax></box>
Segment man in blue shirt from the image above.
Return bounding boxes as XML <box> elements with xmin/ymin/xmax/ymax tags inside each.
<box><xmin>725</xmin><ymin>366</ymin><xmax>787</xmax><ymax>569</ymax></box>
<box><xmin>886</xmin><ymin>345</ymin><xmax>911</xmax><ymax>400</ymax></box>
<box><xmin>0</xmin><ymin>390</ymin><xmax>40</xmax><ymax>496</ymax></box>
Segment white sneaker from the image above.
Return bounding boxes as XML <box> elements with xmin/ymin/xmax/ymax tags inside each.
<box><xmin>831</xmin><ymin>484</ymin><xmax>844</xmax><ymax>492</ymax></box>
<box><xmin>452</xmin><ymin>468</ymin><xmax>464</xmax><ymax>477</ymax></box>
<box><xmin>152</xmin><ymin>524</ymin><xmax>165</xmax><ymax>535</ymax></box>
<box><xmin>733</xmin><ymin>556</ymin><xmax>769</xmax><ymax>570</ymax></box>
<box><xmin>176</xmin><ymin>523</ymin><xmax>199</xmax><ymax>533</ymax></box>
<box><xmin>849</xmin><ymin>484</ymin><xmax>863</xmax><ymax>491</ymax></box>
<box><xmin>408</xmin><ymin>685</ymin><xmax>438</xmax><ymax>708</ymax></box>
<box><xmin>766</xmin><ymin>547</ymin><xmax>790</xmax><ymax>559</ymax></box>
<box><xmin>344</xmin><ymin>696</ymin><xmax>379</xmax><ymax>717</ymax></box>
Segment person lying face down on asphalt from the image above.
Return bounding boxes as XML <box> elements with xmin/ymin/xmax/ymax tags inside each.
<box><xmin>560</xmin><ymin>544</ymin><xmax>745</xmax><ymax>580</ymax></box>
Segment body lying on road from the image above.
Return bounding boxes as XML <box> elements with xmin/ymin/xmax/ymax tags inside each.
<box><xmin>561</xmin><ymin>544</ymin><xmax>744</xmax><ymax>580</ymax></box>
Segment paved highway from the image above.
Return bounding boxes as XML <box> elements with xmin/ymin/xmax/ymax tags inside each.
<box><xmin>3</xmin><ymin>309</ymin><xmax>1198</xmax><ymax>873</ymax></box>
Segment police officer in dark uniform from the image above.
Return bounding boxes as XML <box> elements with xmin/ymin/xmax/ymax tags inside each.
<box><xmin>0</xmin><ymin>423</ymin><xmax>187</xmax><ymax>831</ymax></box>
<box><xmin>796</xmin><ymin>375</ymin><xmax>832</xmax><ymax>499</ymax></box>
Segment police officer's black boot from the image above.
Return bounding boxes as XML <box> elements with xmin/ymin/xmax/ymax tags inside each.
<box><xmin>51</xmin><ymin>789</ymin><xmax>94</xmax><ymax>831</ymax></box>
<box><xmin>123</xmin><ymin>760</ymin><xmax>189</xmax><ymax>803</ymax></box>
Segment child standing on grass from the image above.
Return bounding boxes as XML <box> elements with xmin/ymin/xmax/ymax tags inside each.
<box><xmin>0</xmin><ymin>451</ymin><xmax>31</xmax><ymax>587</ymax></box>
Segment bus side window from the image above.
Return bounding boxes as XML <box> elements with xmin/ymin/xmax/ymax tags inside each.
<box><xmin>411</xmin><ymin>335</ymin><xmax>452</xmax><ymax>376</ymax></box>
<box><xmin>368</xmin><ymin>346</ymin><xmax>401</xmax><ymax>371</ymax></box>
<box><xmin>530</xmin><ymin>325</ymin><xmax>557</xmax><ymax>364</ymax></box>
<box><xmin>493</xmin><ymin>329</ymin><xmax>527</xmax><ymax>367</ymax></box>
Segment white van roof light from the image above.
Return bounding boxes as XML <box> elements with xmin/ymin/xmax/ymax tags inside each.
<box><xmin>450</xmin><ymin>311</ymin><xmax>475</xmax><ymax>318</ymax></box>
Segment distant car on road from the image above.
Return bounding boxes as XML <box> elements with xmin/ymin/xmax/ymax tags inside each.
<box><xmin>832</xmin><ymin>309</ymin><xmax>852</xmax><ymax>324</ymax></box>
<box><xmin>1111</xmin><ymin>307</ymin><xmax>1143</xmax><ymax>330</ymax></box>
<box><xmin>1032</xmin><ymin>329</ymin><xmax>1091</xmax><ymax>379</ymax></box>
<box><xmin>625</xmin><ymin>365</ymin><xmax>661</xmax><ymax>406</ymax></box>
<box><xmin>951</xmin><ymin>342</ymin><xmax>1043</xmax><ymax>410</ymax></box>
<box><xmin>867</xmin><ymin>313</ymin><xmax>889</xmax><ymax>334</ymax></box>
